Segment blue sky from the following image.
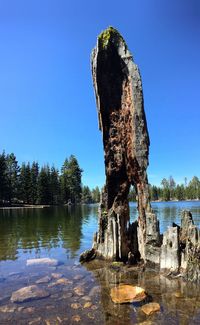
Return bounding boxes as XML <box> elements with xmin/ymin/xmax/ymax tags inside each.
<box><xmin>0</xmin><ymin>0</ymin><xmax>199</xmax><ymax>188</ymax></box>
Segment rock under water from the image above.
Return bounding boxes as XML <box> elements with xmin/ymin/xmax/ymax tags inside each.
<box><xmin>110</xmin><ymin>285</ymin><xmax>147</xmax><ymax>304</ymax></box>
<box><xmin>11</xmin><ymin>285</ymin><xmax>50</xmax><ymax>303</ymax></box>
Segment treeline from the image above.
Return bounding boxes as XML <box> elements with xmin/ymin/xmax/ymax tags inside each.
<box><xmin>1</xmin><ymin>151</ymin><xmax>199</xmax><ymax>205</ymax></box>
<box><xmin>149</xmin><ymin>176</ymin><xmax>200</xmax><ymax>201</ymax></box>
<box><xmin>128</xmin><ymin>176</ymin><xmax>200</xmax><ymax>202</ymax></box>
<box><xmin>0</xmin><ymin>151</ymin><xmax>100</xmax><ymax>206</ymax></box>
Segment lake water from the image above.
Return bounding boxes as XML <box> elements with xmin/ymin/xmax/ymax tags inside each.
<box><xmin>0</xmin><ymin>201</ymin><xmax>200</xmax><ymax>324</ymax></box>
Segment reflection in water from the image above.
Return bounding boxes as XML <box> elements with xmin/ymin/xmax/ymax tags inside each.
<box><xmin>0</xmin><ymin>202</ymin><xmax>199</xmax><ymax>324</ymax></box>
<box><xmin>0</xmin><ymin>201</ymin><xmax>199</xmax><ymax>262</ymax></box>
<box><xmin>0</xmin><ymin>205</ymin><xmax>98</xmax><ymax>261</ymax></box>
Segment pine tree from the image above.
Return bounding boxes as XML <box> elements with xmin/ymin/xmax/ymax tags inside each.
<box><xmin>175</xmin><ymin>184</ymin><xmax>185</xmax><ymax>201</ymax></box>
<box><xmin>60</xmin><ymin>155</ymin><xmax>82</xmax><ymax>204</ymax></box>
<box><xmin>37</xmin><ymin>165</ymin><xmax>51</xmax><ymax>204</ymax></box>
<box><xmin>161</xmin><ymin>178</ymin><xmax>170</xmax><ymax>201</ymax></box>
<box><xmin>0</xmin><ymin>151</ymin><xmax>7</xmax><ymax>203</ymax></box>
<box><xmin>19</xmin><ymin>162</ymin><xmax>32</xmax><ymax>203</ymax></box>
<box><xmin>82</xmin><ymin>186</ymin><xmax>92</xmax><ymax>203</ymax></box>
<box><xmin>5</xmin><ymin>153</ymin><xmax>20</xmax><ymax>203</ymax></box>
<box><xmin>50</xmin><ymin>166</ymin><xmax>60</xmax><ymax>205</ymax></box>
<box><xmin>60</xmin><ymin>158</ymin><xmax>70</xmax><ymax>204</ymax></box>
<box><xmin>187</xmin><ymin>176</ymin><xmax>200</xmax><ymax>200</ymax></box>
<box><xmin>151</xmin><ymin>185</ymin><xmax>159</xmax><ymax>201</ymax></box>
<box><xmin>91</xmin><ymin>186</ymin><xmax>101</xmax><ymax>203</ymax></box>
<box><xmin>30</xmin><ymin>162</ymin><xmax>39</xmax><ymax>204</ymax></box>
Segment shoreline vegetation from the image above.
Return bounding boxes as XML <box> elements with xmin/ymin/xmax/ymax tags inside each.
<box><xmin>0</xmin><ymin>151</ymin><xmax>199</xmax><ymax>207</ymax></box>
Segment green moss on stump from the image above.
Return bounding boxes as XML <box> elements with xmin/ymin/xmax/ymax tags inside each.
<box><xmin>98</xmin><ymin>26</ymin><xmax>125</xmax><ymax>49</ymax></box>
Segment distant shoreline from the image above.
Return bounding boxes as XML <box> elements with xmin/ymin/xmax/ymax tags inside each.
<box><xmin>151</xmin><ymin>199</ymin><xmax>200</xmax><ymax>203</ymax></box>
<box><xmin>0</xmin><ymin>205</ymin><xmax>51</xmax><ymax>210</ymax></box>
<box><xmin>0</xmin><ymin>199</ymin><xmax>200</xmax><ymax>210</ymax></box>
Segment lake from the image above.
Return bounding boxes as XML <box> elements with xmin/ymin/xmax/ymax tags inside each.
<box><xmin>0</xmin><ymin>201</ymin><xmax>200</xmax><ymax>324</ymax></box>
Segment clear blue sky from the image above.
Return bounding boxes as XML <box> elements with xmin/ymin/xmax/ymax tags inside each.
<box><xmin>0</xmin><ymin>0</ymin><xmax>199</xmax><ymax>188</ymax></box>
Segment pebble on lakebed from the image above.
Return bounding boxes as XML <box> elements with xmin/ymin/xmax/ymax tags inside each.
<box><xmin>110</xmin><ymin>285</ymin><xmax>147</xmax><ymax>304</ymax></box>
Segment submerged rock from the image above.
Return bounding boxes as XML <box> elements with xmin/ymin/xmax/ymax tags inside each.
<box><xmin>51</xmin><ymin>273</ymin><xmax>63</xmax><ymax>279</ymax></box>
<box><xmin>110</xmin><ymin>285</ymin><xmax>147</xmax><ymax>304</ymax></box>
<box><xmin>71</xmin><ymin>303</ymin><xmax>81</xmax><ymax>309</ymax></box>
<box><xmin>36</xmin><ymin>275</ymin><xmax>51</xmax><ymax>284</ymax></box>
<box><xmin>28</xmin><ymin>318</ymin><xmax>42</xmax><ymax>325</ymax></box>
<box><xmin>11</xmin><ymin>285</ymin><xmax>50</xmax><ymax>303</ymax></box>
<box><xmin>71</xmin><ymin>315</ymin><xmax>81</xmax><ymax>322</ymax></box>
<box><xmin>26</xmin><ymin>258</ymin><xmax>59</xmax><ymax>267</ymax></box>
<box><xmin>74</xmin><ymin>286</ymin><xmax>84</xmax><ymax>296</ymax></box>
<box><xmin>0</xmin><ymin>305</ymin><xmax>17</xmax><ymax>313</ymax></box>
<box><xmin>83</xmin><ymin>301</ymin><xmax>93</xmax><ymax>308</ymax></box>
<box><xmin>141</xmin><ymin>302</ymin><xmax>160</xmax><ymax>315</ymax></box>
<box><xmin>89</xmin><ymin>285</ymin><xmax>101</xmax><ymax>297</ymax></box>
<box><xmin>48</xmin><ymin>278</ymin><xmax>72</xmax><ymax>287</ymax></box>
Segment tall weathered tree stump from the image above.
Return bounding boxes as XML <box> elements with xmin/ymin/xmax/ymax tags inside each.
<box><xmin>80</xmin><ymin>27</ymin><xmax>200</xmax><ymax>283</ymax></box>
<box><xmin>87</xmin><ymin>27</ymin><xmax>159</xmax><ymax>262</ymax></box>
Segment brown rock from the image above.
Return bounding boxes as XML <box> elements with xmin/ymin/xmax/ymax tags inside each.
<box><xmin>71</xmin><ymin>315</ymin><xmax>81</xmax><ymax>322</ymax></box>
<box><xmin>0</xmin><ymin>305</ymin><xmax>17</xmax><ymax>313</ymax></box>
<box><xmin>22</xmin><ymin>307</ymin><xmax>35</xmax><ymax>313</ymax></box>
<box><xmin>51</xmin><ymin>273</ymin><xmax>63</xmax><ymax>279</ymax></box>
<box><xmin>29</xmin><ymin>318</ymin><xmax>42</xmax><ymax>325</ymax></box>
<box><xmin>73</xmin><ymin>274</ymin><xmax>84</xmax><ymax>280</ymax></box>
<box><xmin>87</xmin><ymin>313</ymin><xmax>95</xmax><ymax>320</ymax></box>
<box><xmin>81</xmin><ymin>295</ymin><xmax>91</xmax><ymax>301</ymax></box>
<box><xmin>36</xmin><ymin>276</ymin><xmax>51</xmax><ymax>284</ymax></box>
<box><xmin>174</xmin><ymin>291</ymin><xmax>184</xmax><ymax>298</ymax></box>
<box><xmin>11</xmin><ymin>285</ymin><xmax>50</xmax><ymax>303</ymax></box>
<box><xmin>62</xmin><ymin>292</ymin><xmax>73</xmax><ymax>299</ymax></box>
<box><xmin>48</xmin><ymin>278</ymin><xmax>72</xmax><ymax>287</ymax></box>
<box><xmin>110</xmin><ymin>285</ymin><xmax>147</xmax><ymax>304</ymax></box>
<box><xmin>71</xmin><ymin>303</ymin><xmax>81</xmax><ymax>309</ymax></box>
<box><xmin>83</xmin><ymin>302</ymin><xmax>92</xmax><ymax>308</ymax></box>
<box><xmin>56</xmin><ymin>278</ymin><xmax>72</xmax><ymax>285</ymax></box>
<box><xmin>141</xmin><ymin>302</ymin><xmax>160</xmax><ymax>315</ymax></box>
<box><xmin>74</xmin><ymin>286</ymin><xmax>84</xmax><ymax>296</ymax></box>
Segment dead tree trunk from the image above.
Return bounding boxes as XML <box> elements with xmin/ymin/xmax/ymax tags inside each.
<box><xmin>81</xmin><ymin>27</ymin><xmax>160</xmax><ymax>263</ymax></box>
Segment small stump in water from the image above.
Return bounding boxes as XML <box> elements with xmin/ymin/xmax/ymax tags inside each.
<box><xmin>110</xmin><ymin>285</ymin><xmax>147</xmax><ymax>304</ymax></box>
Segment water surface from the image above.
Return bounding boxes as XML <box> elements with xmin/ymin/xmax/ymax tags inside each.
<box><xmin>0</xmin><ymin>201</ymin><xmax>200</xmax><ymax>324</ymax></box>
